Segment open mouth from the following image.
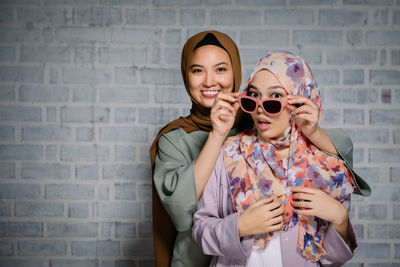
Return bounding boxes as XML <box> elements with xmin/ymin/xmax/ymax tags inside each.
<box><xmin>257</xmin><ymin>118</ymin><xmax>270</xmax><ymax>130</ymax></box>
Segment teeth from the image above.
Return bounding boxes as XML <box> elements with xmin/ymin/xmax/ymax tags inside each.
<box><xmin>202</xmin><ymin>90</ymin><xmax>219</xmax><ymax>95</ymax></box>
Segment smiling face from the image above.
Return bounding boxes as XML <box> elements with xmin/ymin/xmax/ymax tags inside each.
<box><xmin>187</xmin><ymin>45</ymin><xmax>234</xmax><ymax>108</ymax></box>
<box><xmin>248</xmin><ymin>70</ymin><xmax>290</xmax><ymax>142</ymax></box>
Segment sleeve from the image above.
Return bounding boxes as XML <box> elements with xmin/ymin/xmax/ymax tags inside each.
<box><xmin>153</xmin><ymin>132</ymin><xmax>198</xmax><ymax>232</ymax></box>
<box><xmin>319</xmin><ymin>195</ymin><xmax>358</xmax><ymax>266</ymax></box>
<box><xmin>192</xmin><ymin>151</ymin><xmax>253</xmax><ymax>259</ymax></box>
<box><xmin>323</xmin><ymin>128</ymin><xmax>353</xmax><ymax>166</ymax></box>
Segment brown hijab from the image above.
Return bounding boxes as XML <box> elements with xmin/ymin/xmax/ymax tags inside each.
<box><xmin>149</xmin><ymin>30</ymin><xmax>242</xmax><ymax>267</ymax></box>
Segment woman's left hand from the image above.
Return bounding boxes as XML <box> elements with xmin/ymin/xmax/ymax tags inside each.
<box><xmin>287</xmin><ymin>95</ymin><xmax>319</xmax><ymax>140</ymax></box>
<box><xmin>291</xmin><ymin>186</ymin><xmax>349</xmax><ymax>241</ymax></box>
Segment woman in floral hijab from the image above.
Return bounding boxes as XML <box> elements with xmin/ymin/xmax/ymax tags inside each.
<box><xmin>193</xmin><ymin>52</ymin><xmax>362</xmax><ymax>266</ymax></box>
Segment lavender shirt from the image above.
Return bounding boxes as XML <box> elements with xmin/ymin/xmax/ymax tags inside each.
<box><xmin>192</xmin><ymin>150</ymin><xmax>358</xmax><ymax>267</ymax></box>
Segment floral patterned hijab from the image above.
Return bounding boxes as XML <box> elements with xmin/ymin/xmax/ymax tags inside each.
<box><xmin>223</xmin><ymin>52</ymin><xmax>355</xmax><ymax>261</ymax></box>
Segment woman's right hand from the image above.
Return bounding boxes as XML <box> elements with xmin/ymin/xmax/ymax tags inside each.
<box><xmin>237</xmin><ymin>196</ymin><xmax>284</xmax><ymax>238</ymax></box>
<box><xmin>210</xmin><ymin>92</ymin><xmax>240</xmax><ymax>138</ymax></box>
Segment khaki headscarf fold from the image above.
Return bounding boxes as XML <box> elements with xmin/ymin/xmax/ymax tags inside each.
<box><xmin>149</xmin><ymin>30</ymin><xmax>242</xmax><ymax>267</ymax></box>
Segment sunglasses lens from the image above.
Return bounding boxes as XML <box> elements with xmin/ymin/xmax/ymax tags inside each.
<box><xmin>263</xmin><ymin>100</ymin><xmax>282</xmax><ymax>114</ymax></box>
<box><xmin>240</xmin><ymin>98</ymin><xmax>257</xmax><ymax>112</ymax></box>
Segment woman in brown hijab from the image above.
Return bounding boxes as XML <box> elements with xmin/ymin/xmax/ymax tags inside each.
<box><xmin>150</xmin><ymin>30</ymin><xmax>243</xmax><ymax>267</ymax></box>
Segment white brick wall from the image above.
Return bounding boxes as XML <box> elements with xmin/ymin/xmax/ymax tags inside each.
<box><xmin>0</xmin><ymin>1</ymin><xmax>399</xmax><ymax>266</ymax></box>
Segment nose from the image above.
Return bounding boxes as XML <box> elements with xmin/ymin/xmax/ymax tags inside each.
<box><xmin>203</xmin><ymin>72</ymin><xmax>216</xmax><ymax>88</ymax></box>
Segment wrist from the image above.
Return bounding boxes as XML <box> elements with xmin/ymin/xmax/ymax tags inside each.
<box><xmin>237</xmin><ymin>213</ymin><xmax>247</xmax><ymax>238</ymax></box>
<box><xmin>209</xmin><ymin>130</ymin><xmax>228</xmax><ymax>143</ymax></box>
<box><xmin>306</xmin><ymin>126</ymin><xmax>321</xmax><ymax>141</ymax></box>
<box><xmin>331</xmin><ymin>203</ymin><xmax>348</xmax><ymax>228</ymax></box>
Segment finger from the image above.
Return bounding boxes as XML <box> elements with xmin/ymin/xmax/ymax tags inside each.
<box><xmin>267</xmin><ymin>221</ymin><xmax>284</xmax><ymax>233</ymax></box>
<box><xmin>268</xmin><ymin>215</ymin><xmax>283</xmax><ymax>226</ymax></box>
<box><xmin>292</xmin><ymin>192</ymin><xmax>313</xmax><ymax>201</ymax></box>
<box><xmin>292</xmin><ymin>105</ymin><xmax>317</xmax><ymax>117</ymax></box>
<box><xmin>252</xmin><ymin>195</ymin><xmax>274</xmax><ymax>208</ymax></box>
<box><xmin>216</xmin><ymin>92</ymin><xmax>239</xmax><ymax>103</ymax></box>
<box><xmin>269</xmin><ymin>205</ymin><xmax>284</xmax><ymax>218</ymax></box>
<box><xmin>214</xmin><ymin>100</ymin><xmax>235</xmax><ymax>113</ymax></box>
<box><xmin>294</xmin><ymin>113</ymin><xmax>318</xmax><ymax>123</ymax></box>
<box><xmin>292</xmin><ymin>200</ymin><xmax>312</xmax><ymax>209</ymax></box>
<box><xmin>291</xmin><ymin>186</ymin><xmax>318</xmax><ymax>194</ymax></box>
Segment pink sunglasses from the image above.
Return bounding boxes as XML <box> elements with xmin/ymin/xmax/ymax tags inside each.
<box><xmin>238</xmin><ymin>94</ymin><xmax>289</xmax><ymax>115</ymax></box>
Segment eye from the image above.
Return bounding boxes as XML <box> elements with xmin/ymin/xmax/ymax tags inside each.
<box><xmin>248</xmin><ymin>91</ymin><xmax>259</xmax><ymax>98</ymax></box>
<box><xmin>216</xmin><ymin>67</ymin><xmax>226</xmax><ymax>72</ymax></box>
<box><xmin>192</xmin><ymin>68</ymin><xmax>203</xmax><ymax>74</ymax></box>
<box><xmin>271</xmin><ymin>92</ymin><xmax>282</xmax><ymax>98</ymax></box>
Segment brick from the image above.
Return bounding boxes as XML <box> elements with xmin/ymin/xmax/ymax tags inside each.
<box><xmin>346</xmin><ymin>30</ymin><xmax>363</xmax><ymax>45</ymax></box>
<box><xmin>0</xmin><ymin>66</ymin><xmax>43</xmax><ymax>83</ymax></box>
<box><xmin>0</xmin><ymin>260</ymin><xmax>47</xmax><ymax>267</ymax></box>
<box><xmin>370</xmin><ymin>109</ymin><xmax>400</xmax><ymax>125</ymax></box>
<box><xmin>164</xmin><ymin>47</ymin><xmax>181</xmax><ymax>65</ymax></box>
<box><xmin>139</xmin><ymin>221</ymin><xmax>152</xmax><ymax>238</ymax></box>
<box><xmin>76</xmin><ymin>164</ymin><xmax>98</xmax><ymax>180</ymax></box>
<box><xmin>320</xmin><ymin>109</ymin><xmax>340</xmax><ymax>126</ymax></box>
<box><xmin>103</xmin><ymin>164</ymin><xmax>150</xmax><ymax>181</ymax></box>
<box><xmin>21</xmin><ymin>46</ymin><xmax>70</xmax><ymax>63</ymax></box>
<box><xmin>393</xmin><ymin>204</ymin><xmax>400</xmax><ymax>219</ymax></box>
<box><xmin>98</xmin><ymin>185</ymin><xmax>109</xmax><ymax>200</ymax></box>
<box><xmin>0</xmin><ymin>106</ymin><xmax>41</xmax><ymax>122</ymax></box>
<box><xmin>138</xmin><ymin>107</ymin><xmax>180</xmax><ymax>124</ymax></box>
<box><xmin>0</xmin><ymin>46</ymin><xmax>15</xmax><ymax>61</ymax></box>
<box><xmin>327</xmin><ymin>49</ymin><xmax>376</xmax><ymax>65</ymax></box>
<box><xmin>344</xmin><ymin>0</ymin><xmax>393</xmax><ymax>4</ymax></box>
<box><xmin>290</xmin><ymin>0</ymin><xmax>338</xmax><ymax>3</ymax></box>
<box><xmin>69</xmin><ymin>203</ymin><xmax>89</xmax><ymax>218</ymax></box>
<box><xmin>17</xmin><ymin>8</ymin><xmax>67</xmax><ymax>25</ymax></box>
<box><xmin>22</xmin><ymin>163</ymin><xmax>70</xmax><ymax>179</ymax></box>
<box><xmin>50</xmin><ymin>260</ymin><xmax>98</xmax><ymax>267</ymax></box>
<box><xmin>99</xmin><ymin>47</ymin><xmax>147</xmax><ymax>64</ymax></box>
<box><xmin>76</xmin><ymin>127</ymin><xmax>95</xmax><ymax>142</ymax></box>
<box><xmin>154</xmin><ymin>86</ymin><xmax>190</xmax><ymax>104</ymax></box>
<box><xmin>293</xmin><ymin>30</ymin><xmax>342</xmax><ymax>46</ymax></box>
<box><xmin>370</xmin><ymin>70</ymin><xmax>400</xmax><ymax>85</ymax></box>
<box><xmin>343</xmin><ymin>70</ymin><xmax>364</xmax><ymax>85</ymax></box>
<box><xmin>346</xmin><ymin>129</ymin><xmax>388</xmax><ymax>144</ymax></box>
<box><xmin>100</xmin><ymin>126</ymin><xmax>147</xmax><ymax>142</ymax></box>
<box><xmin>319</xmin><ymin>9</ymin><xmax>367</xmax><ymax>26</ymax></box>
<box><xmin>22</xmin><ymin>126</ymin><xmax>71</xmax><ymax>141</ymax></box>
<box><xmin>44</xmin><ymin>0</ymin><xmax>96</xmax><ymax>3</ymax></box>
<box><xmin>116</xmin><ymin>222</ymin><xmax>137</xmax><ymax>238</ymax></box>
<box><xmin>0</xmin><ymin>27</ymin><xmax>41</xmax><ymax>43</ymax></box>
<box><xmin>368</xmin><ymin>223</ymin><xmax>400</xmax><ymax>239</ymax></box>
<box><xmin>396</xmin><ymin>89</ymin><xmax>400</xmax><ymax>104</ymax></box>
<box><xmin>19</xmin><ymin>240</ymin><xmax>66</xmax><ymax>256</ymax></box>
<box><xmin>392</xmin><ymin>167</ymin><xmax>400</xmax><ymax>183</ymax></box>
<box><xmin>240</xmin><ymin>30</ymin><xmax>289</xmax><ymax>45</ymax></box>
<box><xmin>358</xmin><ymin>204</ymin><xmax>387</xmax><ymax>220</ymax></box>
<box><xmin>152</xmin><ymin>0</ymin><xmax>199</xmax><ymax>5</ymax></box>
<box><xmin>115</xmin><ymin>108</ymin><xmax>136</xmax><ymax>123</ymax></box>
<box><xmin>122</xmin><ymin>239</ymin><xmax>153</xmax><ymax>257</ymax></box>
<box><xmin>47</xmin><ymin>222</ymin><xmax>97</xmax><ymax>237</ymax></box>
<box><xmin>16</xmin><ymin>201</ymin><xmax>64</xmax><ymax>217</ymax></box>
<box><xmin>20</xmin><ymin>85</ymin><xmax>69</xmax><ymax>102</ymax></box>
<box><xmin>73</xmin><ymin>87</ymin><xmax>96</xmax><ymax>102</ymax></box>
<box><xmin>211</xmin><ymin>9</ymin><xmax>262</xmax><ymax>25</ymax></box>
<box><xmin>115</xmin><ymin>145</ymin><xmax>136</xmax><ymax>161</ymax></box>
<box><xmin>0</xmin><ymin>222</ymin><xmax>42</xmax><ymax>237</ymax></box>
<box><xmin>46</xmin><ymin>184</ymin><xmax>95</xmax><ymax>200</ymax></box>
<box><xmin>369</xmin><ymin>185</ymin><xmax>400</xmax><ymax>201</ymax></box>
<box><xmin>101</xmin><ymin>222</ymin><xmax>112</xmax><ymax>237</ymax></box>
<box><xmin>127</xmin><ymin>8</ymin><xmax>176</xmax><ymax>25</ymax></box>
<box><xmin>354</xmin><ymin>242</ymin><xmax>389</xmax><ymax>259</ymax></box>
<box><xmin>115</xmin><ymin>183</ymin><xmax>136</xmax><ymax>200</ymax></box>
<box><xmin>353</xmin><ymin>147</ymin><xmax>364</xmax><ymax>163</ymax></box>
<box><xmin>328</xmin><ymin>88</ymin><xmax>377</xmax><ymax>104</ymax></box>
<box><xmin>57</xmin><ymin>27</ymin><xmax>110</xmax><ymax>43</ymax></box>
<box><xmin>138</xmin><ymin>183</ymin><xmax>151</xmax><ymax>200</ymax></box>
<box><xmin>111</xmin><ymin>29</ymin><xmax>161</xmax><ymax>45</ymax></box>
<box><xmin>0</xmin><ymin>240</ymin><xmax>13</xmax><ymax>256</ymax></box>
<box><xmin>115</xmin><ymin>67</ymin><xmax>136</xmax><ymax>85</ymax></box>
<box><xmin>72</xmin><ymin>241</ymin><xmax>120</xmax><ymax>256</ymax></box>
<box><xmin>367</xmin><ymin>30</ymin><xmax>400</xmax><ymax>45</ymax></box>
<box><xmin>0</xmin><ymin>85</ymin><xmax>14</xmax><ymax>101</ymax></box>
<box><xmin>47</xmin><ymin>107</ymin><xmax>57</xmax><ymax>122</ymax></box>
<box><xmin>374</xmin><ymin>9</ymin><xmax>388</xmax><ymax>25</ymax></box>
<box><xmin>369</xmin><ymin>148</ymin><xmax>400</xmax><ymax>163</ymax></box>
<box><xmin>164</xmin><ymin>29</ymin><xmax>181</xmax><ymax>45</ymax></box>
<box><xmin>265</xmin><ymin>9</ymin><xmax>313</xmax><ymax>25</ymax></box>
<box><xmin>392</xmin><ymin>49</ymin><xmax>400</xmax><ymax>65</ymax></box>
<box><xmin>141</xmin><ymin>67</ymin><xmax>181</xmax><ymax>85</ymax></box>
<box><xmin>0</xmin><ymin>163</ymin><xmax>14</xmax><ymax>178</ymax></box>
<box><xmin>395</xmin><ymin>130</ymin><xmax>400</xmax><ymax>144</ymax></box>
<box><xmin>0</xmin><ymin>145</ymin><xmax>43</xmax><ymax>160</ymax></box>
<box><xmin>62</xmin><ymin>67</ymin><xmax>111</xmax><ymax>84</ymax></box>
<box><xmin>380</xmin><ymin>49</ymin><xmax>387</xmax><ymax>65</ymax></box>
<box><xmin>73</xmin><ymin>46</ymin><xmax>95</xmax><ymax>64</ymax></box>
<box><xmin>61</xmin><ymin>107</ymin><xmax>110</xmax><ymax>123</ymax></box>
<box><xmin>0</xmin><ymin>8</ymin><xmax>13</xmax><ymax>23</ymax></box>
<box><xmin>144</xmin><ymin>202</ymin><xmax>152</xmax><ymax>218</ymax></box>
<box><xmin>313</xmin><ymin>69</ymin><xmax>339</xmax><ymax>85</ymax></box>
<box><xmin>46</xmin><ymin>145</ymin><xmax>57</xmax><ymax>160</ymax></box>
<box><xmin>0</xmin><ymin>202</ymin><xmax>10</xmax><ymax>216</ymax></box>
<box><xmin>206</xmin><ymin>0</ymin><xmax>232</xmax><ymax>4</ymax></box>
<box><xmin>181</xmin><ymin>9</ymin><xmax>205</xmax><ymax>26</ymax></box>
<box><xmin>395</xmin><ymin>10</ymin><xmax>400</xmax><ymax>25</ymax></box>
<box><xmin>0</xmin><ymin>125</ymin><xmax>14</xmax><ymax>141</ymax></box>
<box><xmin>97</xmin><ymin>202</ymin><xmax>141</xmax><ymax>219</ymax></box>
<box><xmin>74</xmin><ymin>7</ymin><xmax>121</xmax><ymax>25</ymax></box>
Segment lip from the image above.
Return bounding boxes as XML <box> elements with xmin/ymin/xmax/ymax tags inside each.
<box><xmin>201</xmin><ymin>90</ymin><xmax>220</xmax><ymax>98</ymax></box>
<box><xmin>256</xmin><ymin>118</ymin><xmax>271</xmax><ymax>131</ymax></box>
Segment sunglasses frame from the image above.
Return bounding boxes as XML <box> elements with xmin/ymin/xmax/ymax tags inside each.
<box><xmin>238</xmin><ymin>94</ymin><xmax>289</xmax><ymax>115</ymax></box>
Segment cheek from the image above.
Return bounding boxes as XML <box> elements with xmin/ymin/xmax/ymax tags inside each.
<box><xmin>220</xmin><ymin>73</ymin><xmax>234</xmax><ymax>89</ymax></box>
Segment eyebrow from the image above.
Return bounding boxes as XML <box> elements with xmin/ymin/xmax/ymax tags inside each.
<box><xmin>247</xmin><ymin>84</ymin><xmax>284</xmax><ymax>91</ymax></box>
<box><xmin>190</xmin><ymin>62</ymin><xmax>229</xmax><ymax>69</ymax></box>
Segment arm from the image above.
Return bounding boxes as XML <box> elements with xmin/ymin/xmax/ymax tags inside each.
<box><xmin>192</xmin><ymin>151</ymin><xmax>253</xmax><ymax>259</ymax></box>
